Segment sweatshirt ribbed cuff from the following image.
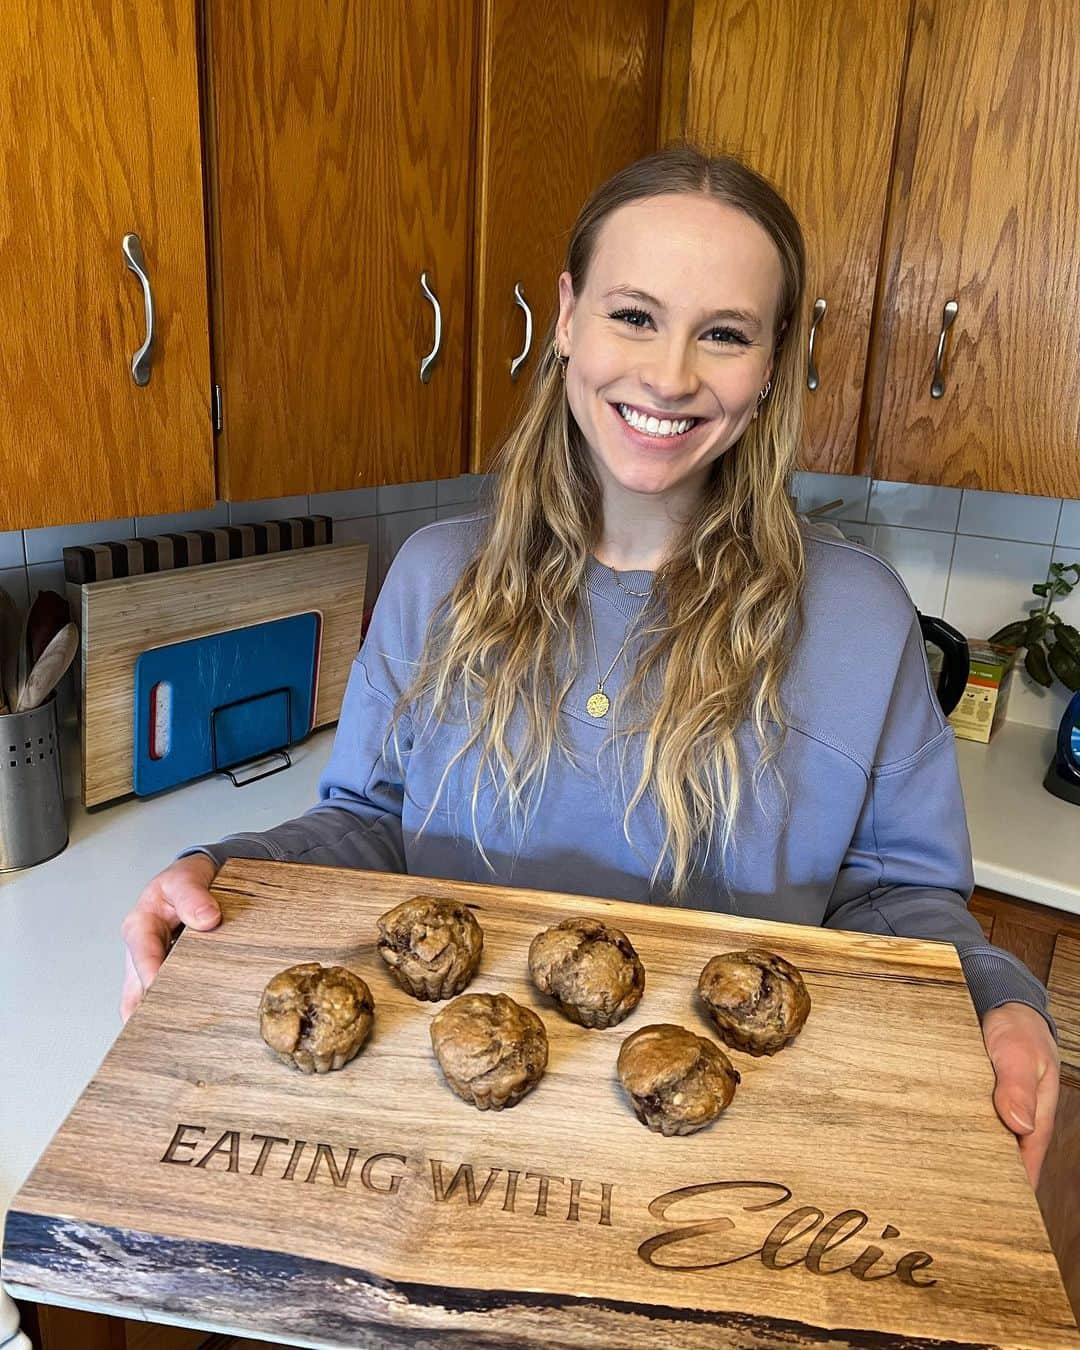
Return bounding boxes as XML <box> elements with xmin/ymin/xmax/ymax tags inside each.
<box><xmin>177</xmin><ymin>834</ymin><xmax>281</xmax><ymax>869</ymax></box>
<box><xmin>959</xmin><ymin>946</ymin><xmax>1057</xmax><ymax>1041</ymax></box>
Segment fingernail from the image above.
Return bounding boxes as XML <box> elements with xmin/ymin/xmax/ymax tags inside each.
<box><xmin>1011</xmin><ymin>1109</ymin><xmax>1035</xmax><ymax>1132</ymax></box>
<box><xmin>195</xmin><ymin>906</ymin><xmax>217</xmax><ymax>923</ymax></box>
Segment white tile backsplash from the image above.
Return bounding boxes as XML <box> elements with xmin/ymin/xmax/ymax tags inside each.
<box><xmin>24</xmin><ymin>516</ymin><xmax>134</xmax><ymax>564</ymax></box>
<box><xmin>376</xmin><ymin>481</ymin><xmax>438</xmax><ymax>515</ymax></box>
<box><xmin>0</xmin><ymin>532</ymin><xmax>25</xmax><ymax>570</ymax></box>
<box><xmin>868</xmin><ymin>481</ymin><xmax>963</xmax><ymax>532</ymax></box>
<box><xmin>957</xmin><ymin>489</ymin><xmax>1061</xmax><ymax>544</ymax></box>
<box><xmin>792</xmin><ymin>472</ymin><xmax>871</xmax><ymax>521</ymax></box>
<box><xmin>378</xmin><ymin>508</ymin><xmax>438</xmax><ymax>585</ymax></box>
<box><xmin>944</xmin><ymin>535</ymin><xmax>1051</xmax><ymax>639</ymax></box>
<box><xmin>331</xmin><ymin>515</ymin><xmax>379</xmax><ymax>606</ymax></box>
<box><xmin>227</xmin><ymin>495</ymin><xmax>310</xmax><ymax>525</ymax></box>
<box><xmin>135</xmin><ymin>502</ymin><xmax>229</xmax><ymax>536</ymax></box>
<box><xmin>870</xmin><ymin>526</ymin><xmax>954</xmax><ymax>616</ymax></box>
<box><xmin>309</xmin><ymin>488</ymin><xmax>379</xmax><ymax>519</ymax></box>
<box><xmin>1057</xmin><ymin>499</ymin><xmax>1080</xmax><ymax>549</ymax></box>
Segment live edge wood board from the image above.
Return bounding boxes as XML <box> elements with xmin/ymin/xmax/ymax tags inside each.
<box><xmin>5</xmin><ymin>861</ymin><xmax>1077</xmax><ymax>1349</ymax></box>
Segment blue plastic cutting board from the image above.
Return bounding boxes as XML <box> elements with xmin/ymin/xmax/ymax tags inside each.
<box><xmin>133</xmin><ymin>613</ymin><xmax>319</xmax><ymax>795</ymax></box>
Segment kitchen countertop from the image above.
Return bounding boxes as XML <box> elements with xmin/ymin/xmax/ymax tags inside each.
<box><xmin>2</xmin><ymin>716</ymin><xmax>1078</xmax><ymax>1340</ymax></box>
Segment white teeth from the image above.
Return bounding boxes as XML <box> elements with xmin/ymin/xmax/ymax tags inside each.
<box><xmin>617</xmin><ymin>404</ymin><xmax>696</xmax><ymax>437</ymax></box>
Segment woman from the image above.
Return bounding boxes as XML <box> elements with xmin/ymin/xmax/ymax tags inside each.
<box><xmin>120</xmin><ymin>147</ymin><xmax>1058</xmax><ymax>1184</ymax></box>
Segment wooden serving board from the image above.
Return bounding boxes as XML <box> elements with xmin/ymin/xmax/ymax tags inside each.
<box><xmin>5</xmin><ymin>861</ymin><xmax>1077</xmax><ymax>1349</ymax></box>
<box><xmin>75</xmin><ymin>543</ymin><xmax>366</xmax><ymax>806</ymax></box>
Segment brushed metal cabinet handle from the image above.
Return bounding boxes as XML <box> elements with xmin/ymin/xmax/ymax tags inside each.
<box><xmin>931</xmin><ymin>299</ymin><xmax>959</xmax><ymax>399</ymax></box>
<box><xmin>419</xmin><ymin>271</ymin><xmax>442</xmax><ymax>384</ymax></box>
<box><xmin>509</xmin><ymin>281</ymin><xmax>533</xmax><ymax>380</ymax></box>
<box><xmin>121</xmin><ymin>233</ymin><xmax>154</xmax><ymax>386</ymax></box>
<box><xmin>806</xmin><ymin>297</ymin><xmax>827</xmax><ymax>391</ymax></box>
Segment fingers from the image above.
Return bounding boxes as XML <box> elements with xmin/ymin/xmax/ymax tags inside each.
<box><xmin>1019</xmin><ymin>1067</ymin><xmax>1061</xmax><ymax>1189</ymax></box>
<box><xmin>121</xmin><ymin>905</ymin><xmax>175</xmax><ymax>1000</ymax></box>
<box><xmin>120</xmin><ymin>948</ymin><xmax>144</xmax><ymax>1024</ymax></box>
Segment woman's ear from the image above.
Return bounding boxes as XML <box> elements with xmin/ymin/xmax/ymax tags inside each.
<box><xmin>555</xmin><ymin>271</ymin><xmax>575</xmax><ymax>355</ymax></box>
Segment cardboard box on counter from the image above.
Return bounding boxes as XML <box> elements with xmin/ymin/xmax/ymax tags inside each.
<box><xmin>948</xmin><ymin>641</ymin><xmax>1016</xmax><ymax>743</ymax></box>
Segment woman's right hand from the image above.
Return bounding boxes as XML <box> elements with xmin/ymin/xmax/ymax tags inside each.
<box><xmin>120</xmin><ymin>853</ymin><xmax>222</xmax><ymax>1022</ymax></box>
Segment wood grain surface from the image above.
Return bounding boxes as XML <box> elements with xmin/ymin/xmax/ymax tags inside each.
<box><xmin>679</xmin><ymin>0</ymin><xmax>910</xmax><ymax>478</ymax></box>
<box><xmin>5</xmin><ymin>860</ymin><xmax>1076</xmax><ymax>1348</ymax></box>
<box><xmin>863</xmin><ymin>0</ymin><xmax>1080</xmax><ymax>494</ymax></box>
<box><xmin>470</xmin><ymin>0</ymin><xmax>665</xmax><ymax>469</ymax></box>
<box><xmin>78</xmin><ymin>543</ymin><xmax>366</xmax><ymax>806</ymax></box>
<box><xmin>0</xmin><ymin>0</ymin><xmax>214</xmax><ymax>530</ymax></box>
<box><xmin>207</xmin><ymin>0</ymin><xmax>475</xmax><ymax>501</ymax></box>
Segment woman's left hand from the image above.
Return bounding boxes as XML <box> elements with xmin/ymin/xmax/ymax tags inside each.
<box><xmin>981</xmin><ymin>1002</ymin><xmax>1060</xmax><ymax>1188</ymax></box>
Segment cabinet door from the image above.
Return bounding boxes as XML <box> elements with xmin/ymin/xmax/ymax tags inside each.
<box><xmin>0</xmin><ymin>0</ymin><xmax>214</xmax><ymax>530</ymax></box>
<box><xmin>207</xmin><ymin>2</ymin><xmax>475</xmax><ymax>500</ymax></box>
<box><xmin>865</xmin><ymin>0</ymin><xmax>1080</xmax><ymax>495</ymax></box>
<box><xmin>677</xmin><ymin>0</ymin><xmax>910</xmax><ymax>477</ymax></box>
<box><xmin>470</xmin><ymin>0</ymin><xmax>665</xmax><ymax>470</ymax></box>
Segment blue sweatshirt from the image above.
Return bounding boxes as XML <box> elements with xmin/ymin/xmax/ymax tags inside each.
<box><xmin>196</xmin><ymin>514</ymin><xmax>1051</xmax><ymax>1028</ymax></box>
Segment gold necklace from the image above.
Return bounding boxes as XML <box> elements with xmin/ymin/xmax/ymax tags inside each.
<box><xmin>582</xmin><ymin>582</ymin><xmax>638</xmax><ymax>717</ymax></box>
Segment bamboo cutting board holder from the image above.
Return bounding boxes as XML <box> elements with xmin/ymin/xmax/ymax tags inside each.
<box><xmin>75</xmin><ymin>543</ymin><xmax>367</xmax><ymax>806</ymax></box>
<box><xmin>4</xmin><ymin>860</ymin><xmax>1076</xmax><ymax>1348</ymax></box>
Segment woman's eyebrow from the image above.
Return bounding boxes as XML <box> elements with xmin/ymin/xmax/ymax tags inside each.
<box><xmin>601</xmin><ymin>285</ymin><xmax>762</xmax><ymax>330</ymax></box>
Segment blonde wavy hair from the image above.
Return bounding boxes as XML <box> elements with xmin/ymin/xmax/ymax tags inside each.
<box><xmin>395</xmin><ymin>145</ymin><xmax>807</xmax><ymax>901</ymax></box>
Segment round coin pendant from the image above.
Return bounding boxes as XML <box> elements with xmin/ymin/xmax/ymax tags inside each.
<box><xmin>586</xmin><ymin>690</ymin><xmax>610</xmax><ymax>718</ymax></box>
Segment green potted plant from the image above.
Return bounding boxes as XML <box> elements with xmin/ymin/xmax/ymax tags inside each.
<box><xmin>989</xmin><ymin>560</ymin><xmax>1080</xmax><ymax>691</ymax></box>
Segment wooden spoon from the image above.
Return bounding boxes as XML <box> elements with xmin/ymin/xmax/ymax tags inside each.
<box><xmin>16</xmin><ymin>622</ymin><xmax>79</xmax><ymax>713</ymax></box>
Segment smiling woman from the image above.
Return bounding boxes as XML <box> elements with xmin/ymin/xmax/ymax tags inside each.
<box><xmin>122</xmin><ymin>146</ymin><xmax>1059</xmax><ymax>1189</ymax></box>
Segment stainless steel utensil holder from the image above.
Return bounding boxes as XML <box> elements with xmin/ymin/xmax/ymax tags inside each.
<box><xmin>0</xmin><ymin>693</ymin><xmax>68</xmax><ymax>871</ymax></box>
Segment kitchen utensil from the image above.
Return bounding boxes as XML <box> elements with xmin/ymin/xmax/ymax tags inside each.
<box><xmin>0</xmin><ymin>692</ymin><xmax>67</xmax><ymax>870</ymax></box>
<box><xmin>76</xmin><ymin>542</ymin><xmax>367</xmax><ymax>805</ymax></box>
<box><xmin>4</xmin><ymin>860</ymin><xmax>1072</xmax><ymax>1347</ymax></box>
<box><xmin>918</xmin><ymin>611</ymin><xmax>970</xmax><ymax>716</ymax></box>
<box><xmin>25</xmin><ymin>589</ymin><xmax>70</xmax><ymax>666</ymax></box>
<box><xmin>15</xmin><ymin>623</ymin><xmax>78</xmax><ymax>713</ymax></box>
<box><xmin>0</xmin><ymin>584</ymin><xmax>18</xmax><ymax>713</ymax></box>
<box><xmin>1044</xmin><ymin>688</ymin><xmax>1080</xmax><ymax>806</ymax></box>
<box><xmin>132</xmin><ymin>613</ymin><xmax>319</xmax><ymax>795</ymax></box>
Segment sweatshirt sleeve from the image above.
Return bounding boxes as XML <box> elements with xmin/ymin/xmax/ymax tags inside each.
<box><xmin>822</xmin><ymin>613</ymin><xmax>1055</xmax><ymax>1036</ymax></box>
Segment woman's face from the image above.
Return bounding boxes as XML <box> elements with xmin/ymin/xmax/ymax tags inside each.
<box><xmin>556</xmin><ymin>193</ymin><xmax>784</xmax><ymax>505</ymax></box>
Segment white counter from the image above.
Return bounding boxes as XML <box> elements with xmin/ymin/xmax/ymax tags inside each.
<box><xmin>1</xmin><ymin>716</ymin><xmax>1077</xmax><ymax>1338</ymax></box>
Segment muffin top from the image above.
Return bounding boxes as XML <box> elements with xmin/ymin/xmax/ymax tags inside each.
<box><xmin>617</xmin><ymin>1023</ymin><xmax>739</xmax><ymax>1132</ymax></box>
<box><xmin>430</xmin><ymin>992</ymin><xmax>548</xmax><ymax>1094</ymax></box>
<box><xmin>697</xmin><ymin>947</ymin><xmax>810</xmax><ymax>1049</ymax></box>
<box><xmin>377</xmin><ymin>895</ymin><xmax>483</xmax><ymax>975</ymax></box>
<box><xmin>259</xmin><ymin>962</ymin><xmax>374</xmax><ymax>1062</ymax></box>
<box><xmin>528</xmin><ymin>917</ymin><xmax>644</xmax><ymax>1020</ymax></box>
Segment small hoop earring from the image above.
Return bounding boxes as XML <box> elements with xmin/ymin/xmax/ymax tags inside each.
<box><xmin>552</xmin><ymin>341</ymin><xmax>568</xmax><ymax>378</ymax></box>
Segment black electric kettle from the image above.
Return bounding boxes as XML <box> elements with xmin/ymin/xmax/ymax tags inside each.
<box><xmin>918</xmin><ymin>613</ymin><xmax>970</xmax><ymax>717</ymax></box>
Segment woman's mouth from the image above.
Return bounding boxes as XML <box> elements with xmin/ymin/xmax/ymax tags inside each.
<box><xmin>612</xmin><ymin>402</ymin><xmax>702</xmax><ymax>445</ymax></box>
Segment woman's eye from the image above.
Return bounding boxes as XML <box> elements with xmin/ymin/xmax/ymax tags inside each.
<box><xmin>706</xmin><ymin>326</ymin><xmax>751</xmax><ymax>346</ymax></box>
<box><xmin>610</xmin><ymin>307</ymin><xmax>653</xmax><ymax>329</ymax></box>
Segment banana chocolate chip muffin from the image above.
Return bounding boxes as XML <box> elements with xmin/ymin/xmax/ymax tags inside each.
<box><xmin>617</xmin><ymin>1023</ymin><xmax>740</xmax><ymax>1135</ymax></box>
<box><xmin>430</xmin><ymin>992</ymin><xmax>548</xmax><ymax>1110</ymax></box>
<box><xmin>376</xmin><ymin>895</ymin><xmax>484</xmax><ymax>1000</ymax></box>
<box><xmin>697</xmin><ymin>948</ymin><xmax>811</xmax><ymax>1056</ymax></box>
<box><xmin>528</xmin><ymin>916</ymin><xmax>645</xmax><ymax>1028</ymax></box>
<box><xmin>259</xmin><ymin>962</ymin><xmax>374</xmax><ymax>1074</ymax></box>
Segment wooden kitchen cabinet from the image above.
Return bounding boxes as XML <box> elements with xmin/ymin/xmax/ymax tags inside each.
<box><xmin>863</xmin><ymin>0</ymin><xmax>1080</xmax><ymax>496</ymax></box>
<box><xmin>968</xmin><ymin>885</ymin><xmax>1080</xmax><ymax>1321</ymax></box>
<box><xmin>667</xmin><ymin>0</ymin><xmax>911</xmax><ymax>477</ymax></box>
<box><xmin>469</xmin><ymin>0</ymin><xmax>666</xmax><ymax>469</ymax></box>
<box><xmin>0</xmin><ymin>0</ymin><xmax>215</xmax><ymax>531</ymax></box>
<box><xmin>204</xmin><ymin>0</ymin><xmax>477</xmax><ymax>501</ymax></box>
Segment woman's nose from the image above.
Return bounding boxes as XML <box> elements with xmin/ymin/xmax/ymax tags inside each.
<box><xmin>639</xmin><ymin>340</ymin><xmax>699</xmax><ymax>404</ymax></box>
